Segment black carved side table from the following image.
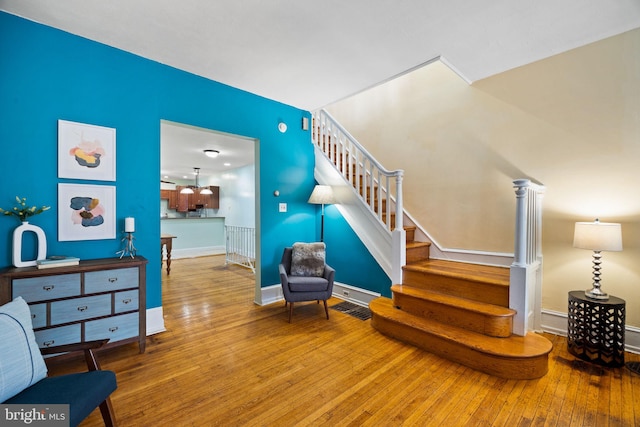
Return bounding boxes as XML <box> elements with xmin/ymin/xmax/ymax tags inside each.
<box><xmin>567</xmin><ymin>290</ymin><xmax>625</xmax><ymax>367</ymax></box>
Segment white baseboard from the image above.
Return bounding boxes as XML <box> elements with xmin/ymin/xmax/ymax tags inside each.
<box><xmin>257</xmin><ymin>282</ymin><xmax>380</xmax><ymax>308</ymax></box>
<box><xmin>541</xmin><ymin>309</ymin><xmax>640</xmax><ymax>354</ymax></box>
<box><xmin>258</xmin><ymin>284</ymin><xmax>283</xmax><ymax>306</ymax></box>
<box><xmin>332</xmin><ymin>282</ymin><xmax>380</xmax><ymax>307</ymax></box>
<box><xmin>146</xmin><ymin>307</ymin><xmax>166</xmax><ymax>336</ymax></box>
<box><xmin>165</xmin><ymin>246</ymin><xmax>226</xmax><ymax>260</ymax></box>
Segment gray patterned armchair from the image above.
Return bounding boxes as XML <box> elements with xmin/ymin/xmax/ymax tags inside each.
<box><xmin>279</xmin><ymin>243</ymin><xmax>335</xmax><ymax>323</ymax></box>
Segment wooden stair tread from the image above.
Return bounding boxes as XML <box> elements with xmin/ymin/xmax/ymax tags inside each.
<box><xmin>370</xmin><ymin>298</ymin><xmax>552</xmax><ymax>358</ymax></box>
<box><xmin>391</xmin><ymin>284</ymin><xmax>515</xmax><ymax>318</ymax></box>
<box><xmin>405</xmin><ymin>241</ymin><xmax>429</xmax><ymax>249</ymax></box>
<box><xmin>404</xmin><ymin>259</ymin><xmax>510</xmax><ymax>287</ymax></box>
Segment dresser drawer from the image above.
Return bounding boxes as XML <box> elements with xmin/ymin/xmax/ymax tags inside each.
<box><xmin>115</xmin><ymin>290</ymin><xmax>139</xmax><ymax>313</ymax></box>
<box><xmin>1</xmin><ymin>256</ymin><xmax>147</xmax><ymax>354</ymax></box>
<box><xmin>85</xmin><ymin>267</ymin><xmax>138</xmax><ymax>293</ymax></box>
<box><xmin>29</xmin><ymin>303</ymin><xmax>47</xmax><ymax>329</ymax></box>
<box><xmin>35</xmin><ymin>324</ymin><xmax>81</xmax><ymax>348</ymax></box>
<box><xmin>50</xmin><ymin>294</ymin><xmax>111</xmax><ymax>325</ymax></box>
<box><xmin>85</xmin><ymin>312</ymin><xmax>138</xmax><ymax>343</ymax></box>
<box><xmin>12</xmin><ymin>273</ymin><xmax>81</xmax><ymax>302</ymax></box>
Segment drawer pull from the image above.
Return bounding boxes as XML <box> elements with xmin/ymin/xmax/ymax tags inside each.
<box><xmin>109</xmin><ymin>327</ymin><xmax>119</xmax><ymax>333</ymax></box>
<box><xmin>122</xmin><ymin>298</ymin><xmax>132</xmax><ymax>304</ymax></box>
<box><xmin>43</xmin><ymin>340</ymin><xmax>55</xmax><ymax>347</ymax></box>
<box><xmin>31</xmin><ymin>314</ymin><xmax>36</xmax><ymax>319</ymax></box>
<box><xmin>43</xmin><ymin>285</ymin><xmax>55</xmax><ymax>291</ymax></box>
<box><xmin>108</xmin><ymin>277</ymin><xmax>118</xmax><ymax>283</ymax></box>
<box><xmin>77</xmin><ymin>305</ymin><xmax>88</xmax><ymax>312</ymax></box>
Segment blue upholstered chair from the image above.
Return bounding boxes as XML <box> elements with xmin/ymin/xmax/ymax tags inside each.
<box><xmin>1</xmin><ymin>297</ymin><xmax>117</xmax><ymax>427</ymax></box>
<box><xmin>279</xmin><ymin>243</ymin><xmax>335</xmax><ymax>323</ymax></box>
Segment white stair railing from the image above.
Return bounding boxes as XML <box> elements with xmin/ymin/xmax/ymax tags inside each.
<box><xmin>312</xmin><ymin>109</ymin><xmax>405</xmax><ymax>283</ymax></box>
<box><xmin>510</xmin><ymin>179</ymin><xmax>545</xmax><ymax>336</ymax></box>
<box><xmin>312</xmin><ymin>109</ymin><xmax>404</xmax><ymax>232</ymax></box>
<box><xmin>225</xmin><ymin>225</ymin><xmax>255</xmax><ymax>273</ymax></box>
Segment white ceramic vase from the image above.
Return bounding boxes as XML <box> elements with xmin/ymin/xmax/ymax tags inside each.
<box><xmin>12</xmin><ymin>221</ymin><xmax>47</xmax><ymax>267</ymax></box>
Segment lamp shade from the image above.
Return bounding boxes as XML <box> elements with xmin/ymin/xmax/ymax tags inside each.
<box><xmin>573</xmin><ymin>220</ymin><xmax>622</xmax><ymax>252</ymax></box>
<box><xmin>308</xmin><ymin>185</ymin><xmax>335</xmax><ymax>205</ymax></box>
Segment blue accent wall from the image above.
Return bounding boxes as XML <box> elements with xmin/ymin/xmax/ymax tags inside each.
<box><xmin>322</xmin><ymin>206</ymin><xmax>392</xmax><ymax>297</ymax></box>
<box><xmin>0</xmin><ymin>12</ymin><xmax>390</xmax><ymax>308</ymax></box>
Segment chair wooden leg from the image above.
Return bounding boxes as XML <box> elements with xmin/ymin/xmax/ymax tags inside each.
<box><xmin>288</xmin><ymin>302</ymin><xmax>294</xmax><ymax>323</ymax></box>
<box><xmin>323</xmin><ymin>300</ymin><xmax>329</xmax><ymax>320</ymax></box>
<box><xmin>99</xmin><ymin>397</ymin><xmax>117</xmax><ymax>427</ymax></box>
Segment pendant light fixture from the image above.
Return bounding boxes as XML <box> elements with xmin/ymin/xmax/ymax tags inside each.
<box><xmin>180</xmin><ymin>167</ymin><xmax>213</xmax><ymax>195</ymax></box>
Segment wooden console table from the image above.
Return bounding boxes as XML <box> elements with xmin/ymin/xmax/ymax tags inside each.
<box><xmin>161</xmin><ymin>233</ymin><xmax>177</xmax><ymax>275</ymax></box>
<box><xmin>567</xmin><ymin>290</ymin><xmax>625</xmax><ymax>367</ymax></box>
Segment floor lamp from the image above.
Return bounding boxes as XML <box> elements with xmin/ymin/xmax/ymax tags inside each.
<box><xmin>308</xmin><ymin>185</ymin><xmax>335</xmax><ymax>242</ymax></box>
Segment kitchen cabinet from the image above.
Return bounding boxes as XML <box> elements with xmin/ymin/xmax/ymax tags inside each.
<box><xmin>174</xmin><ymin>186</ymin><xmax>219</xmax><ymax>211</ymax></box>
<box><xmin>161</xmin><ymin>189</ymin><xmax>178</xmax><ymax>210</ymax></box>
<box><xmin>191</xmin><ymin>186</ymin><xmax>219</xmax><ymax>210</ymax></box>
<box><xmin>176</xmin><ymin>186</ymin><xmax>189</xmax><ymax>212</ymax></box>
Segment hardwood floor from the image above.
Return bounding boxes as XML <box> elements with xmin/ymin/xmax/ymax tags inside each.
<box><xmin>47</xmin><ymin>256</ymin><xmax>640</xmax><ymax>426</ymax></box>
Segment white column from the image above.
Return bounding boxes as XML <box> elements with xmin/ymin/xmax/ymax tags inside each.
<box><xmin>512</xmin><ymin>179</ymin><xmax>530</xmax><ymax>267</ymax></box>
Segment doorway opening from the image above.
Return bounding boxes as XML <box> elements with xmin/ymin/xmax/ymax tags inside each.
<box><xmin>160</xmin><ymin>120</ymin><xmax>260</xmax><ymax>300</ymax></box>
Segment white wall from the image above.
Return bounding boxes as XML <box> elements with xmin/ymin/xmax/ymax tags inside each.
<box><xmin>326</xmin><ymin>29</ymin><xmax>640</xmax><ymax>328</ymax></box>
<box><xmin>204</xmin><ymin>164</ymin><xmax>255</xmax><ymax>228</ymax></box>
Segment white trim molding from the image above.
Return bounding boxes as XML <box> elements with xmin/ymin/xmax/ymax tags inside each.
<box><xmin>258</xmin><ymin>281</ymin><xmax>380</xmax><ymax>308</ymax></box>
<box><xmin>165</xmin><ymin>246</ymin><xmax>226</xmax><ymax>260</ymax></box>
<box><xmin>146</xmin><ymin>307</ymin><xmax>166</xmax><ymax>336</ymax></box>
<box><xmin>332</xmin><ymin>282</ymin><xmax>380</xmax><ymax>307</ymax></box>
<box><xmin>258</xmin><ymin>284</ymin><xmax>283</xmax><ymax>306</ymax></box>
<box><xmin>541</xmin><ymin>309</ymin><xmax>640</xmax><ymax>354</ymax></box>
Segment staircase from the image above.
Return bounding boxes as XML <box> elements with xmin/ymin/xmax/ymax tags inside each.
<box><xmin>374</xmin><ymin>201</ymin><xmax>551</xmax><ymax>379</ymax></box>
<box><xmin>312</xmin><ymin>109</ymin><xmax>552</xmax><ymax>379</ymax></box>
<box><xmin>370</xmin><ymin>260</ymin><xmax>552</xmax><ymax>380</ymax></box>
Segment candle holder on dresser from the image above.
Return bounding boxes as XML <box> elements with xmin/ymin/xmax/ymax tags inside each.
<box><xmin>116</xmin><ymin>217</ymin><xmax>137</xmax><ymax>259</ymax></box>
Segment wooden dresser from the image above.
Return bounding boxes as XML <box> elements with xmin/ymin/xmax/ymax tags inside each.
<box><xmin>0</xmin><ymin>256</ymin><xmax>147</xmax><ymax>353</ymax></box>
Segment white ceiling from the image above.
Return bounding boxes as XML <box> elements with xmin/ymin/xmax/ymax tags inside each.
<box><xmin>3</xmin><ymin>1</ymin><xmax>639</xmax><ymax>180</ymax></box>
<box><xmin>160</xmin><ymin>121</ymin><xmax>255</xmax><ymax>182</ymax></box>
<box><xmin>3</xmin><ymin>0</ymin><xmax>639</xmax><ymax>111</ymax></box>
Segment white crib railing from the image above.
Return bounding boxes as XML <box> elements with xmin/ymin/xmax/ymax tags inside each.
<box><xmin>225</xmin><ymin>225</ymin><xmax>255</xmax><ymax>273</ymax></box>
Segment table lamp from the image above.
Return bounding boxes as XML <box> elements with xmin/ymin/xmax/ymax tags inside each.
<box><xmin>573</xmin><ymin>219</ymin><xmax>622</xmax><ymax>300</ymax></box>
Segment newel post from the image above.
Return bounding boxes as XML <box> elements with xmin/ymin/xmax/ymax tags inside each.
<box><xmin>512</xmin><ymin>179</ymin><xmax>530</xmax><ymax>267</ymax></box>
<box><xmin>391</xmin><ymin>171</ymin><xmax>406</xmax><ymax>284</ymax></box>
<box><xmin>394</xmin><ymin>172</ymin><xmax>404</xmax><ymax>231</ymax></box>
<box><xmin>510</xmin><ymin>179</ymin><xmax>531</xmax><ymax>336</ymax></box>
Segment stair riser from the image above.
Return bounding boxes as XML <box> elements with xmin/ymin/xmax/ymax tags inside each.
<box><xmin>405</xmin><ymin>228</ymin><xmax>415</xmax><ymax>242</ymax></box>
<box><xmin>406</xmin><ymin>244</ymin><xmax>429</xmax><ymax>264</ymax></box>
<box><xmin>371</xmin><ymin>314</ymin><xmax>549</xmax><ymax>380</ymax></box>
<box><xmin>402</xmin><ymin>269</ymin><xmax>509</xmax><ymax>307</ymax></box>
<box><xmin>392</xmin><ymin>292</ymin><xmax>512</xmax><ymax>337</ymax></box>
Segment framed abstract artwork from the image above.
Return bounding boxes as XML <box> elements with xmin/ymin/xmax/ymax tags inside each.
<box><xmin>58</xmin><ymin>120</ymin><xmax>116</xmax><ymax>181</ymax></box>
<box><xmin>58</xmin><ymin>183</ymin><xmax>116</xmax><ymax>241</ymax></box>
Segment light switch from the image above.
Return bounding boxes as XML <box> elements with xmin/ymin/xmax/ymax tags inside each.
<box><xmin>279</xmin><ymin>203</ymin><xmax>287</xmax><ymax>212</ymax></box>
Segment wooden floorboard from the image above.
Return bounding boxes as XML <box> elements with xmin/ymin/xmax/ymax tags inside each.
<box><xmin>44</xmin><ymin>255</ymin><xmax>640</xmax><ymax>426</ymax></box>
